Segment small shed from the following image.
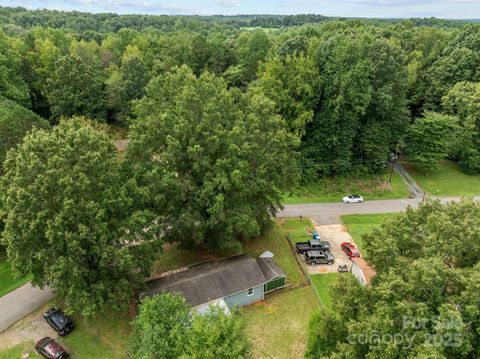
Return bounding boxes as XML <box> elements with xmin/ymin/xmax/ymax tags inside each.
<box><xmin>351</xmin><ymin>257</ymin><xmax>376</xmax><ymax>286</ymax></box>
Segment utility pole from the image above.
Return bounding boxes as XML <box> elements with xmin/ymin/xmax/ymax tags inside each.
<box><xmin>388</xmin><ymin>154</ymin><xmax>397</xmax><ymax>184</ymax></box>
<box><xmin>388</xmin><ymin>144</ymin><xmax>400</xmax><ymax>184</ymax></box>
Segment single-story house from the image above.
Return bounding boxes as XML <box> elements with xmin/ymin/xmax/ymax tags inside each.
<box><xmin>351</xmin><ymin>257</ymin><xmax>376</xmax><ymax>286</ymax></box>
<box><xmin>142</xmin><ymin>252</ymin><xmax>286</xmax><ymax>311</ymax></box>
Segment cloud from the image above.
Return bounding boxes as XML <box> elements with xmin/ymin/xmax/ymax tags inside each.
<box><xmin>277</xmin><ymin>1</ymin><xmax>314</xmax><ymax>7</ymax></box>
<box><xmin>215</xmin><ymin>0</ymin><xmax>240</xmax><ymax>7</ymax></box>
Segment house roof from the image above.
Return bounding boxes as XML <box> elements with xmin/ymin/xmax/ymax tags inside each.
<box><xmin>256</xmin><ymin>257</ymin><xmax>286</xmax><ymax>281</ymax></box>
<box><xmin>142</xmin><ymin>253</ymin><xmax>285</xmax><ymax>307</ymax></box>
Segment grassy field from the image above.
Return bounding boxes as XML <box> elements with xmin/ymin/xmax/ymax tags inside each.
<box><xmin>242</xmin><ymin>286</ymin><xmax>318</xmax><ymax>359</ymax></box>
<box><xmin>284</xmin><ymin>170</ymin><xmax>410</xmax><ymax>204</ymax></box>
<box><xmin>279</xmin><ymin>218</ymin><xmax>315</xmax><ymax>245</ymax></box>
<box><xmin>341</xmin><ymin>213</ymin><xmax>393</xmax><ymax>255</ymax></box>
<box><xmin>403</xmin><ymin>161</ymin><xmax>480</xmax><ymax>197</ymax></box>
<box><xmin>244</xmin><ymin>221</ymin><xmax>309</xmax><ymax>287</ymax></box>
<box><xmin>310</xmin><ymin>273</ymin><xmax>337</xmax><ymax>312</ymax></box>
<box><xmin>0</xmin><ymin>256</ymin><xmax>32</xmax><ymax>298</ymax></box>
<box><xmin>0</xmin><ymin>343</ymin><xmax>34</xmax><ymax>359</ymax></box>
<box><xmin>57</xmin><ymin>311</ymin><xmax>130</xmax><ymax>358</ymax></box>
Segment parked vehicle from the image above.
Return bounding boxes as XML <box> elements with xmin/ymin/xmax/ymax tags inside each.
<box><xmin>296</xmin><ymin>239</ymin><xmax>330</xmax><ymax>253</ymax></box>
<box><xmin>341</xmin><ymin>242</ymin><xmax>360</xmax><ymax>258</ymax></box>
<box><xmin>338</xmin><ymin>264</ymin><xmax>349</xmax><ymax>272</ymax></box>
<box><xmin>35</xmin><ymin>337</ymin><xmax>69</xmax><ymax>359</ymax></box>
<box><xmin>311</xmin><ymin>231</ymin><xmax>329</xmax><ymax>250</ymax></box>
<box><xmin>342</xmin><ymin>194</ymin><xmax>364</xmax><ymax>203</ymax></box>
<box><xmin>304</xmin><ymin>250</ymin><xmax>335</xmax><ymax>265</ymax></box>
<box><xmin>43</xmin><ymin>307</ymin><xmax>74</xmax><ymax>336</ymax></box>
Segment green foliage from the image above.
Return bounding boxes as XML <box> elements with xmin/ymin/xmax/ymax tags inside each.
<box><xmin>232</xmin><ymin>30</ymin><xmax>271</xmax><ymax>86</ymax></box>
<box><xmin>129</xmin><ymin>293</ymin><xmax>250</xmax><ymax>359</ymax></box>
<box><xmin>425</xmin><ymin>26</ymin><xmax>480</xmax><ymax>109</ymax></box>
<box><xmin>128</xmin><ymin>66</ymin><xmax>298</xmax><ymax>250</ymax></box>
<box><xmin>442</xmin><ymin>81</ymin><xmax>480</xmax><ymax>173</ymax></box>
<box><xmin>46</xmin><ymin>41</ymin><xmax>106</xmax><ymax>121</ymax></box>
<box><xmin>1</xmin><ymin>118</ymin><xmax>162</xmax><ymax>316</ymax></box>
<box><xmin>0</xmin><ymin>29</ymin><xmax>29</xmax><ymax>107</ymax></box>
<box><xmin>302</xmin><ymin>29</ymin><xmax>409</xmax><ymax>176</ymax></box>
<box><xmin>254</xmin><ymin>54</ymin><xmax>320</xmax><ymax>136</ymax></box>
<box><xmin>307</xmin><ymin>200</ymin><xmax>480</xmax><ymax>359</ymax></box>
<box><xmin>0</xmin><ymin>95</ymin><xmax>49</xmax><ymax>171</ymax></box>
<box><xmin>405</xmin><ymin>111</ymin><xmax>459</xmax><ymax>173</ymax></box>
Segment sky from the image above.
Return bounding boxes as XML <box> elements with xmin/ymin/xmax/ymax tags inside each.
<box><xmin>3</xmin><ymin>0</ymin><xmax>480</xmax><ymax>19</ymax></box>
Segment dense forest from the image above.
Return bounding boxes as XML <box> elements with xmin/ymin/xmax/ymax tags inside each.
<box><xmin>1</xmin><ymin>6</ymin><xmax>480</xmax><ymax>180</ymax></box>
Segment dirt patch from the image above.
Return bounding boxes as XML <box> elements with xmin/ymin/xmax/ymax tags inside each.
<box><xmin>0</xmin><ymin>304</ymin><xmax>57</xmax><ymax>352</ymax></box>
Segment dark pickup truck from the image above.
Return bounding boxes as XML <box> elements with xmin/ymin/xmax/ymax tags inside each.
<box><xmin>304</xmin><ymin>250</ymin><xmax>335</xmax><ymax>265</ymax></box>
<box><xmin>295</xmin><ymin>239</ymin><xmax>331</xmax><ymax>253</ymax></box>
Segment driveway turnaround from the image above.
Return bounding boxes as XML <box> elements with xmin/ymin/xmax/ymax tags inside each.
<box><xmin>0</xmin><ymin>283</ymin><xmax>54</xmax><ymax>333</ymax></box>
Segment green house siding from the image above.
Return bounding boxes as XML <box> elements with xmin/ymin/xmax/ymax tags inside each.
<box><xmin>265</xmin><ymin>277</ymin><xmax>286</xmax><ymax>292</ymax></box>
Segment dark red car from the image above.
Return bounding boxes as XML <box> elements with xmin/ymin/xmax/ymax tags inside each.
<box><xmin>341</xmin><ymin>242</ymin><xmax>360</xmax><ymax>258</ymax></box>
<box><xmin>35</xmin><ymin>337</ymin><xmax>69</xmax><ymax>359</ymax></box>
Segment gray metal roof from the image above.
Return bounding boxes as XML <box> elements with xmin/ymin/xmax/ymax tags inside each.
<box><xmin>142</xmin><ymin>254</ymin><xmax>285</xmax><ymax>307</ymax></box>
<box><xmin>256</xmin><ymin>257</ymin><xmax>286</xmax><ymax>281</ymax></box>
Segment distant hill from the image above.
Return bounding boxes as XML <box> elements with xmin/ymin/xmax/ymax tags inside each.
<box><xmin>0</xmin><ymin>6</ymin><xmax>478</xmax><ymax>34</ymax></box>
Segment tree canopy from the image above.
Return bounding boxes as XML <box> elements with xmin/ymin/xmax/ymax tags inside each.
<box><xmin>307</xmin><ymin>199</ymin><xmax>480</xmax><ymax>359</ymax></box>
<box><xmin>0</xmin><ymin>95</ymin><xmax>49</xmax><ymax>171</ymax></box>
<box><xmin>129</xmin><ymin>293</ymin><xmax>251</xmax><ymax>359</ymax></box>
<box><xmin>127</xmin><ymin>66</ymin><xmax>297</xmax><ymax>250</ymax></box>
<box><xmin>0</xmin><ymin>118</ymin><xmax>162</xmax><ymax>316</ymax></box>
<box><xmin>405</xmin><ymin>111</ymin><xmax>458</xmax><ymax>173</ymax></box>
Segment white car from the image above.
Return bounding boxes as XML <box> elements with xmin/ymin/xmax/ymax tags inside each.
<box><xmin>342</xmin><ymin>194</ymin><xmax>364</xmax><ymax>203</ymax></box>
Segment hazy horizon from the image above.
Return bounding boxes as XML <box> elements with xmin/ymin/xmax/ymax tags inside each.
<box><xmin>3</xmin><ymin>1</ymin><xmax>480</xmax><ymax>20</ymax></box>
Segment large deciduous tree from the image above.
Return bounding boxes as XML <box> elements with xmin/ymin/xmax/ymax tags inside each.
<box><xmin>0</xmin><ymin>96</ymin><xmax>49</xmax><ymax>171</ymax></box>
<box><xmin>127</xmin><ymin>65</ymin><xmax>297</xmax><ymax>250</ymax></box>
<box><xmin>46</xmin><ymin>41</ymin><xmax>106</xmax><ymax>121</ymax></box>
<box><xmin>129</xmin><ymin>293</ymin><xmax>251</xmax><ymax>359</ymax></box>
<box><xmin>405</xmin><ymin>111</ymin><xmax>458</xmax><ymax>173</ymax></box>
<box><xmin>301</xmin><ymin>30</ymin><xmax>409</xmax><ymax>176</ymax></box>
<box><xmin>1</xmin><ymin>118</ymin><xmax>161</xmax><ymax>316</ymax></box>
<box><xmin>0</xmin><ymin>29</ymin><xmax>30</xmax><ymax>107</ymax></box>
<box><xmin>307</xmin><ymin>199</ymin><xmax>480</xmax><ymax>359</ymax></box>
<box><xmin>442</xmin><ymin>81</ymin><xmax>480</xmax><ymax>173</ymax></box>
<box><xmin>254</xmin><ymin>54</ymin><xmax>320</xmax><ymax>137</ymax></box>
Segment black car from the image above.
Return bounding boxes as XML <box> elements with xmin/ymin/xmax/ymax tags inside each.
<box><xmin>43</xmin><ymin>307</ymin><xmax>74</xmax><ymax>336</ymax></box>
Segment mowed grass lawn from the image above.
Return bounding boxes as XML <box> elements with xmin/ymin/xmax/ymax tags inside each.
<box><xmin>403</xmin><ymin>161</ymin><xmax>480</xmax><ymax>196</ymax></box>
<box><xmin>341</xmin><ymin>213</ymin><xmax>394</xmax><ymax>255</ymax></box>
<box><xmin>279</xmin><ymin>218</ymin><xmax>316</xmax><ymax>245</ymax></box>
<box><xmin>310</xmin><ymin>273</ymin><xmax>337</xmax><ymax>313</ymax></box>
<box><xmin>284</xmin><ymin>170</ymin><xmax>410</xmax><ymax>204</ymax></box>
<box><xmin>243</xmin><ymin>218</ymin><xmax>321</xmax><ymax>358</ymax></box>
<box><xmin>0</xmin><ymin>255</ymin><xmax>32</xmax><ymax>298</ymax></box>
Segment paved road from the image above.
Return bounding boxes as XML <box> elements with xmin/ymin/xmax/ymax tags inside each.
<box><xmin>0</xmin><ymin>283</ymin><xmax>54</xmax><ymax>333</ymax></box>
<box><xmin>279</xmin><ymin>196</ymin><xmax>480</xmax><ymax>224</ymax></box>
<box><xmin>394</xmin><ymin>162</ymin><xmax>423</xmax><ymax>198</ymax></box>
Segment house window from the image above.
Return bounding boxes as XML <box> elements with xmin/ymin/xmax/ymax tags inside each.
<box><xmin>247</xmin><ymin>287</ymin><xmax>254</xmax><ymax>296</ymax></box>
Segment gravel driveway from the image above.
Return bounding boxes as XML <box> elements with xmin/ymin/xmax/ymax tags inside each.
<box><xmin>304</xmin><ymin>223</ymin><xmax>356</xmax><ymax>275</ymax></box>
